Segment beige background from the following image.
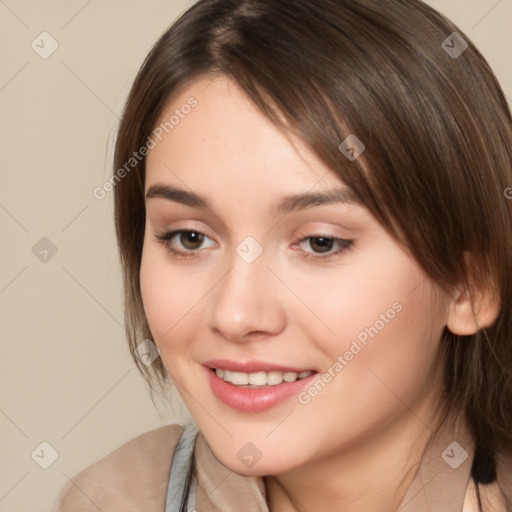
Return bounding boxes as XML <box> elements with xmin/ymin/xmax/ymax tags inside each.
<box><xmin>0</xmin><ymin>1</ymin><xmax>510</xmax><ymax>510</ymax></box>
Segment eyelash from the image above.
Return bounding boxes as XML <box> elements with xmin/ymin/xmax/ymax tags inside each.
<box><xmin>153</xmin><ymin>229</ymin><xmax>354</xmax><ymax>261</ymax></box>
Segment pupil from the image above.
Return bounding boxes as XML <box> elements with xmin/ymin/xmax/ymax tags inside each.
<box><xmin>181</xmin><ymin>232</ymin><xmax>203</xmax><ymax>250</ymax></box>
<box><xmin>311</xmin><ymin>237</ymin><xmax>333</xmax><ymax>253</ymax></box>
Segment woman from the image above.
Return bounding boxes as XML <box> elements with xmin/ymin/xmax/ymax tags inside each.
<box><xmin>52</xmin><ymin>0</ymin><xmax>512</xmax><ymax>510</ymax></box>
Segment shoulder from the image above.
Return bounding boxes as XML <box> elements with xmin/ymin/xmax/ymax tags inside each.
<box><xmin>51</xmin><ymin>423</ymin><xmax>185</xmax><ymax>512</ymax></box>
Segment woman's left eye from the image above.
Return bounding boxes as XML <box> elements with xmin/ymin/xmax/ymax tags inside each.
<box><xmin>295</xmin><ymin>236</ymin><xmax>354</xmax><ymax>260</ymax></box>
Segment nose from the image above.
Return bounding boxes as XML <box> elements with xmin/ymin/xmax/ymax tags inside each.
<box><xmin>208</xmin><ymin>247</ymin><xmax>287</xmax><ymax>343</ymax></box>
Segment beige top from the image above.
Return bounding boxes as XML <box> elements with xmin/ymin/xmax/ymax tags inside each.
<box><xmin>52</xmin><ymin>415</ymin><xmax>512</xmax><ymax>512</ymax></box>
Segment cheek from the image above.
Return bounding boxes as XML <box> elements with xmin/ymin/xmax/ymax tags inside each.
<box><xmin>293</xmin><ymin>275</ymin><xmax>446</xmax><ymax>443</ymax></box>
<box><xmin>288</xmin><ymin>252</ymin><xmax>419</xmax><ymax>351</ymax></box>
<box><xmin>139</xmin><ymin>241</ymin><xmax>204</xmax><ymax>347</ymax></box>
<box><xmin>300</xmin><ymin>252</ymin><xmax>445</xmax><ymax>394</ymax></box>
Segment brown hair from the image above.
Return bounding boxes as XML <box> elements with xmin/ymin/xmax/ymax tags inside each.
<box><xmin>113</xmin><ymin>0</ymin><xmax>512</xmax><ymax>504</ymax></box>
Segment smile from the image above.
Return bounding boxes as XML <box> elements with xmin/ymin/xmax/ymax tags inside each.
<box><xmin>204</xmin><ymin>362</ymin><xmax>319</xmax><ymax>412</ymax></box>
<box><xmin>213</xmin><ymin>368</ymin><xmax>314</xmax><ymax>387</ymax></box>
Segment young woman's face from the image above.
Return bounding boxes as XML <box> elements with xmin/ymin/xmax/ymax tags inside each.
<box><xmin>140</xmin><ymin>76</ymin><xmax>450</xmax><ymax>475</ymax></box>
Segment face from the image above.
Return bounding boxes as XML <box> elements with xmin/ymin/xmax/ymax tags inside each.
<box><xmin>140</xmin><ymin>76</ymin><xmax>450</xmax><ymax>476</ymax></box>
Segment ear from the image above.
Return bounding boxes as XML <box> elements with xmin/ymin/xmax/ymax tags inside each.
<box><xmin>446</xmin><ymin>277</ymin><xmax>501</xmax><ymax>336</ymax></box>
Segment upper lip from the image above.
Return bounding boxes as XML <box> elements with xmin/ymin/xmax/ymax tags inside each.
<box><xmin>203</xmin><ymin>359</ymin><xmax>317</xmax><ymax>373</ymax></box>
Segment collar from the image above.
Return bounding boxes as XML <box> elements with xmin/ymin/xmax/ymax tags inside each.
<box><xmin>397</xmin><ymin>411</ymin><xmax>475</xmax><ymax>511</ymax></box>
<box><xmin>192</xmin><ymin>413</ymin><xmax>475</xmax><ymax>512</ymax></box>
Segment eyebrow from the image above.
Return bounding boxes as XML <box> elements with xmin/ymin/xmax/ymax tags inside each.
<box><xmin>145</xmin><ymin>183</ymin><xmax>362</xmax><ymax>215</ymax></box>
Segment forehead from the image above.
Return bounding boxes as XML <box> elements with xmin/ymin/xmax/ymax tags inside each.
<box><xmin>146</xmin><ymin>76</ymin><xmax>352</xmax><ymax>195</ymax></box>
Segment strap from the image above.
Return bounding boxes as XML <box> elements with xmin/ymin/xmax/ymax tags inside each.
<box><xmin>165</xmin><ymin>423</ymin><xmax>199</xmax><ymax>512</ymax></box>
<box><xmin>187</xmin><ymin>471</ymin><xmax>198</xmax><ymax>511</ymax></box>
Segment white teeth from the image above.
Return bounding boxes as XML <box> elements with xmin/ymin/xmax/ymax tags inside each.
<box><xmin>248</xmin><ymin>371</ymin><xmax>267</xmax><ymax>385</ymax></box>
<box><xmin>214</xmin><ymin>368</ymin><xmax>314</xmax><ymax>386</ymax></box>
<box><xmin>283</xmin><ymin>372</ymin><xmax>298</xmax><ymax>382</ymax></box>
<box><xmin>267</xmin><ymin>371</ymin><xmax>283</xmax><ymax>385</ymax></box>
<box><xmin>230</xmin><ymin>372</ymin><xmax>249</xmax><ymax>385</ymax></box>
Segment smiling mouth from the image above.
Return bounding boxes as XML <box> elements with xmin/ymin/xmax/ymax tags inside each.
<box><xmin>211</xmin><ymin>367</ymin><xmax>316</xmax><ymax>388</ymax></box>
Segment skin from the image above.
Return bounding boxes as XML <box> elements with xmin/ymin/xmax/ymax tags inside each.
<box><xmin>139</xmin><ymin>75</ymin><xmax>494</xmax><ymax>512</ymax></box>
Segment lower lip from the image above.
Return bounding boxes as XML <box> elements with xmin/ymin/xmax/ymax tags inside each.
<box><xmin>205</xmin><ymin>367</ymin><xmax>317</xmax><ymax>412</ymax></box>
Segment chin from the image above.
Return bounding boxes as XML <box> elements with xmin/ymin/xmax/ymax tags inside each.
<box><xmin>211</xmin><ymin>443</ymin><xmax>299</xmax><ymax>477</ymax></box>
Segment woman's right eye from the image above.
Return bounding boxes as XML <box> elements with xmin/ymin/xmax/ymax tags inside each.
<box><xmin>153</xmin><ymin>230</ymin><xmax>216</xmax><ymax>259</ymax></box>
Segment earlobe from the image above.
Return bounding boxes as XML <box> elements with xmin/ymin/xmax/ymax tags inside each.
<box><xmin>446</xmin><ymin>283</ymin><xmax>501</xmax><ymax>336</ymax></box>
